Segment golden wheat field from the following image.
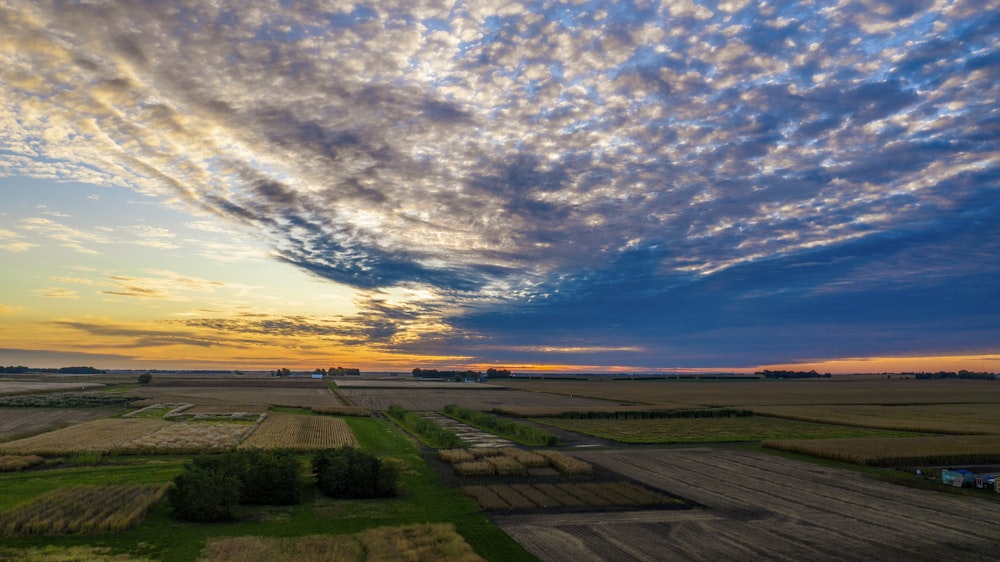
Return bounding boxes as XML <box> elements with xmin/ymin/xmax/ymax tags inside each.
<box><xmin>198</xmin><ymin>523</ymin><xmax>483</xmax><ymax>562</ymax></box>
<box><xmin>762</xmin><ymin>434</ymin><xmax>1000</xmax><ymax>466</ymax></box>
<box><xmin>0</xmin><ymin>484</ymin><xmax>167</xmax><ymax>536</ymax></box>
<box><xmin>751</xmin><ymin>403</ymin><xmax>1000</xmax><ymax>434</ymax></box>
<box><xmin>0</xmin><ymin>418</ymin><xmax>169</xmax><ymax>455</ymax></box>
<box><xmin>239</xmin><ymin>413</ymin><xmax>357</xmax><ymax>450</ymax></box>
<box><xmin>0</xmin><ymin>408</ymin><xmax>121</xmax><ymax>440</ymax></box>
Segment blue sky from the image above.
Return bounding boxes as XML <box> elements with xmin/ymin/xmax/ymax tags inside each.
<box><xmin>0</xmin><ymin>0</ymin><xmax>998</xmax><ymax>372</ymax></box>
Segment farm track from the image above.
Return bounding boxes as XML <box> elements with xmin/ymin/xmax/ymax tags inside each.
<box><xmin>495</xmin><ymin>448</ymin><xmax>1000</xmax><ymax>561</ymax></box>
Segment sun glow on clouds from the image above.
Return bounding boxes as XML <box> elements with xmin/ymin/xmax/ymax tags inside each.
<box><xmin>1</xmin><ymin>0</ymin><xmax>998</xmax><ymax>371</ymax></box>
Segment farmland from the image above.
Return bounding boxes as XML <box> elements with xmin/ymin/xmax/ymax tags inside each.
<box><xmin>239</xmin><ymin>412</ymin><xmax>358</xmax><ymax>450</ymax></box>
<box><xmin>2</xmin><ymin>373</ymin><xmax>1000</xmax><ymax>561</ymax></box>
<box><xmin>533</xmin><ymin>415</ymin><xmax>926</xmax><ymax>443</ymax></box>
<box><xmin>337</xmin><ymin>387</ymin><xmax>617</xmax><ymax>411</ymax></box>
<box><xmin>0</xmin><ymin>408</ymin><xmax>120</xmax><ymax>441</ymax></box>
<box><xmin>0</xmin><ymin>484</ymin><xmax>167</xmax><ymax>536</ymax></box>
<box><xmin>495</xmin><ymin>448</ymin><xmax>1000</xmax><ymax>561</ymax></box>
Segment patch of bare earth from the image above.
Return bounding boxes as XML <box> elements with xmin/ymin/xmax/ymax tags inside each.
<box><xmin>493</xmin><ymin>448</ymin><xmax>1000</xmax><ymax>561</ymax></box>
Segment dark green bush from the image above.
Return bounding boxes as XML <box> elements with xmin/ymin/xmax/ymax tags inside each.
<box><xmin>312</xmin><ymin>447</ymin><xmax>399</xmax><ymax>499</ymax></box>
<box><xmin>168</xmin><ymin>450</ymin><xmax>304</xmax><ymax>521</ymax></box>
<box><xmin>167</xmin><ymin>464</ymin><xmax>242</xmax><ymax>522</ymax></box>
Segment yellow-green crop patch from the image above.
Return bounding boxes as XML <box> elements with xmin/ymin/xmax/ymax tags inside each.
<box><xmin>533</xmin><ymin>415</ymin><xmax>928</xmax><ymax>443</ymax></box>
<box><xmin>0</xmin><ymin>484</ymin><xmax>167</xmax><ymax>536</ymax></box>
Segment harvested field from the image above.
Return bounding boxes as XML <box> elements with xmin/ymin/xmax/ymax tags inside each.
<box><xmin>339</xmin><ymin>387</ymin><xmax>617</xmax><ymax>411</ymax></box>
<box><xmin>239</xmin><ymin>413</ymin><xmax>357</xmax><ymax>450</ymax></box>
<box><xmin>763</xmin><ymin>434</ymin><xmax>1000</xmax><ymax>466</ymax></box>
<box><xmin>495</xmin><ymin>378</ymin><xmax>1000</xmax><ymax>408</ymax></box>
<box><xmin>494</xmin><ymin>448</ymin><xmax>1000</xmax><ymax>561</ymax></box>
<box><xmin>533</xmin><ymin>415</ymin><xmax>922</xmax><ymax>443</ymax></box>
<box><xmin>184</xmin><ymin>404</ymin><xmax>269</xmax><ymax>414</ymax></box>
<box><xmin>462</xmin><ymin>481</ymin><xmax>683</xmax><ymax>511</ymax></box>
<box><xmin>0</xmin><ymin>381</ymin><xmax>104</xmax><ymax>396</ymax></box>
<box><xmin>422</xmin><ymin>412</ymin><xmax>513</xmax><ymax>448</ymax></box>
<box><xmin>0</xmin><ymin>408</ymin><xmax>118</xmax><ymax>441</ymax></box>
<box><xmin>129</xmin><ymin>385</ymin><xmax>342</xmax><ymax>408</ymax></box>
<box><xmin>752</xmin><ymin>403</ymin><xmax>1000</xmax><ymax>435</ymax></box>
<box><xmin>0</xmin><ymin>418</ymin><xmax>168</xmax><ymax>454</ymax></box>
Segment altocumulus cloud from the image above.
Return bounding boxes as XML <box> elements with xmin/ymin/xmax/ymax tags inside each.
<box><xmin>1</xmin><ymin>0</ymin><xmax>998</xmax><ymax>367</ymax></box>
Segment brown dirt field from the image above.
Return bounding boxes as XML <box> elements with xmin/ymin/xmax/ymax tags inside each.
<box><xmin>129</xmin><ymin>386</ymin><xmax>341</xmax><ymax>408</ymax></box>
<box><xmin>0</xmin><ymin>381</ymin><xmax>105</xmax><ymax>396</ymax></box>
<box><xmin>494</xmin><ymin>448</ymin><xmax>1000</xmax><ymax>561</ymax></box>
<box><xmin>0</xmin><ymin>408</ymin><xmax>118</xmax><ymax>441</ymax></box>
<box><xmin>494</xmin><ymin>378</ymin><xmax>1000</xmax><ymax>408</ymax></box>
<box><xmin>336</xmin><ymin>387</ymin><xmax>619</xmax><ymax>411</ymax></box>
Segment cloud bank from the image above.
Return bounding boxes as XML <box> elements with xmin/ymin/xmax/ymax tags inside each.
<box><xmin>2</xmin><ymin>0</ymin><xmax>998</xmax><ymax>368</ymax></box>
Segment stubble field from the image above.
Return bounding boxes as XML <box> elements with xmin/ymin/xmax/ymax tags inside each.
<box><xmin>496</xmin><ymin>447</ymin><xmax>1000</xmax><ymax>562</ymax></box>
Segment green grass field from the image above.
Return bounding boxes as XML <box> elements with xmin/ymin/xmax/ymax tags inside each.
<box><xmin>0</xmin><ymin>416</ymin><xmax>534</xmax><ymax>562</ymax></box>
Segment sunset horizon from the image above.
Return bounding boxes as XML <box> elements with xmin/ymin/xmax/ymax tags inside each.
<box><xmin>2</xmin><ymin>2</ymin><xmax>997</xmax><ymax>378</ymax></box>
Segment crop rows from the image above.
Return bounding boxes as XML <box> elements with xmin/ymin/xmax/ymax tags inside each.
<box><xmin>763</xmin><ymin>435</ymin><xmax>1000</xmax><ymax>466</ymax></box>
<box><xmin>0</xmin><ymin>418</ymin><xmax>169</xmax><ymax>455</ymax></box>
<box><xmin>123</xmin><ymin>418</ymin><xmax>262</xmax><ymax>452</ymax></box>
<box><xmin>199</xmin><ymin>523</ymin><xmax>483</xmax><ymax>562</ymax></box>
<box><xmin>442</xmin><ymin>405</ymin><xmax>559</xmax><ymax>446</ymax></box>
<box><xmin>386</xmin><ymin>405</ymin><xmax>464</xmax><ymax>448</ymax></box>
<box><xmin>438</xmin><ymin>447</ymin><xmax>590</xmax><ymax>477</ymax></box>
<box><xmin>533</xmin><ymin>415</ymin><xmax>924</xmax><ymax>444</ymax></box>
<box><xmin>462</xmin><ymin>482</ymin><xmax>682</xmax><ymax>511</ymax></box>
<box><xmin>0</xmin><ymin>484</ymin><xmax>167</xmax><ymax>536</ymax></box>
<box><xmin>240</xmin><ymin>413</ymin><xmax>357</xmax><ymax>450</ymax></box>
<box><xmin>751</xmin><ymin>403</ymin><xmax>1000</xmax><ymax>435</ymax></box>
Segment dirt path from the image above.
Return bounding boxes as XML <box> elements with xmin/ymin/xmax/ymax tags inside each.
<box><xmin>493</xmin><ymin>447</ymin><xmax>1000</xmax><ymax>561</ymax></box>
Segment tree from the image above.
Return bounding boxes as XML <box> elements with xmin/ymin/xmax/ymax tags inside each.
<box><xmin>137</xmin><ymin>373</ymin><xmax>152</xmax><ymax>385</ymax></box>
<box><xmin>312</xmin><ymin>447</ymin><xmax>398</xmax><ymax>499</ymax></box>
<box><xmin>167</xmin><ymin>464</ymin><xmax>242</xmax><ymax>522</ymax></box>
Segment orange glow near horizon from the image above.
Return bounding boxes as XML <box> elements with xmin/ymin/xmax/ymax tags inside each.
<box><xmin>758</xmin><ymin>354</ymin><xmax>1000</xmax><ymax>375</ymax></box>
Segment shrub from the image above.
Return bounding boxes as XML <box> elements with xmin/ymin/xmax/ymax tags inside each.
<box><xmin>312</xmin><ymin>447</ymin><xmax>399</xmax><ymax>499</ymax></box>
<box><xmin>137</xmin><ymin>373</ymin><xmax>152</xmax><ymax>385</ymax></box>
<box><xmin>167</xmin><ymin>450</ymin><xmax>304</xmax><ymax>521</ymax></box>
<box><xmin>167</xmin><ymin>465</ymin><xmax>242</xmax><ymax>522</ymax></box>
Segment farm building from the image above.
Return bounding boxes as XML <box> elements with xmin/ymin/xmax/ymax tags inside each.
<box><xmin>974</xmin><ymin>472</ymin><xmax>1000</xmax><ymax>490</ymax></box>
<box><xmin>941</xmin><ymin>468</ymin><xmax>975</xmax><ymax>487</ymax></box>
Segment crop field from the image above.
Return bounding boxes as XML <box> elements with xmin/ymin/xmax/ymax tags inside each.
<box><xmin>462</xmin><ymin>481</ymin><xmax>683</xmax><ymax>511</ymax></box>
<box><xmin>338</xmin><ymin>387</ymin><xmax>616</xmax><ymax>411</ymax></box>
<box><xmin>0</xmin><ymin>484</ymin><xmax>167</xmax><ymax>536</ymax></box>
<box><xmin>751</xmin><ymin>403</ymin><xmax>1000</xmax><ymax>435</ymax></box>
<box><xmin>0</xmin><ymin>381</ymin><xmax>105</xmax><ymax>396</ymax></box>
<box><xmin>0</xmin><ymin>408</ymin><xmax>119</xmax><ymax>441</ymax></box>
<box><xmin>0</xmin><ymin>418</ymin><xmax>169</xmax><ymax>454</ymax></box>
<box><xmin>129</xmin><ymin>385</ymin><xmax>343</xmax><ymax>408</ymax></box>
<box><xmin>0</xmin><ymin>416</ymin><xmax>263</xmax><ymax>454</ymax></box>
<box><xmin>495</xmin><ymin>448</ymin><xmax>1000</xmax><ymax>562</ymax></box>
<box><xmin>496</xmin><ymin>377</ymin><xmax>1000</xmax><ymax>407</ymax></box>
<box><xmin>533</xmin><ymin>415</ymin><xmax>924</xmax><ymax>443</ymax></box>
<box><xmin>239</xmin><ymin>412</ymin><xmax>357</xmax><ymax>450</ymax></box>
<box><xmin>199</xmin><ymin>523</ymin><xmax>483</xmax><ymax>562</ymax></box>
<box><xmin>438</xmin><ymin>447</ymin><xmax>591</xmax><ymax>478</ymax></box>
<box><xmin>763</xmin><ymin>434</ymin><xmax>1000</xmax><ymax>466</ymax></box>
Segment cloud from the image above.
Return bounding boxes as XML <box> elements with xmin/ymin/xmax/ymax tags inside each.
<box><xmin>32</xmin><ymin>288</ymin><xmax>79</xmax><ymax>299</ymax></box>
<box><xmin>1</xmin><ymin>1</ymin><xmax>998</xmax><ymax>366</ymax></box>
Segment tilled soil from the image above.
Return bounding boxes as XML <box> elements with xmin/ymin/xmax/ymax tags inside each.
<box><xmin>493</xmin><ymin>447</ymin><xmax>1000</xmax><ymax>561</ymax></box>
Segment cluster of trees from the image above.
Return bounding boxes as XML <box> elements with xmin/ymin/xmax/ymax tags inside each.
<box><xmin>411</xmin><ymin>367</ymin><xmax>512</xmax><ymax>379</ymax></box>
<box><xmin>757</xmin><ymin>370</ymin><xmax>831</xmax><ymax>379</ymax></box>
<box><xmin>168</xmin><ymin>447</ymin><xmax>398</xmax><ymax>522</ymax></box>
<box><xmin>0</xmin><ymin>365</ymin><xmax>106</xmax><ymax>374</ymax></box>
<box><xmin>913</xmin><ymin>371</ymin><xmax>998</xmax><ymax>380</ymax></box>
<box><xmin>270</xmin><ymin>366</ymin><xmax>361</xmax><ymax>377</ymax></box>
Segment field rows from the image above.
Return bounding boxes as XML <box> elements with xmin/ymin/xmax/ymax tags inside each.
<box><xmin>752</xmin><ymin>403</ymin><xmax>1000</xmax><ymax>435</ymax></box>
<box><xmin>462</xmin><ymin>481</ymin><xmax>683</xmax><ymax>511</ymax></box>
<box><xmin>339</xmin><ymin>388</ymin><xmax>618</xmax><ymax>412</ymax></box>
<box><xmin>0</xmin><ymin>484</ymin><xmax>167</xmax><ymax>536</ymax></box>
<box><xmin>0</xmin><ymin>408</ymin><xmax>119</xmax><ymax>441</ymax></box>
<box><xmin>239</xmin><ymin>413</ymin><xmax>357</xmax><ymax>450</ymax></box>
<box><xmin>533</xmin><ymin>415</ymin><xmax>923</xmax><ymax>443</ymax></box>
<box><xmin>763</xmin><ymin>434</ymin><xmax>1000</xmax><ymax>466</ymax></box>
<box><xmin>496</xmin><ymin>448</ymin><xmax>1000</xmax><ymax>562</ymax></box>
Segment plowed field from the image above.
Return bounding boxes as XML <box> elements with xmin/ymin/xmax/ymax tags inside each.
<box><xmin>494</xmin><ymin>448</ymin><xmax>1000</xmax><ymax>561</ymax></box>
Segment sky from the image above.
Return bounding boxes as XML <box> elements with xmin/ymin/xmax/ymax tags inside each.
<box><xmin>1</xmin><ymin>0</ymin><xmax>998</xmax><ymax>374</ymax></box>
